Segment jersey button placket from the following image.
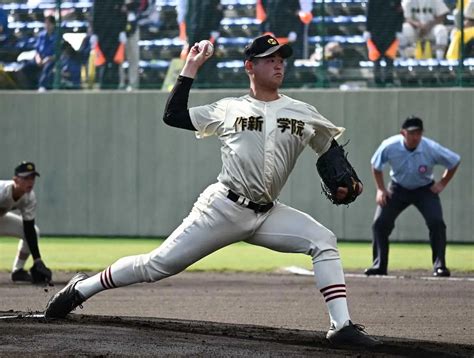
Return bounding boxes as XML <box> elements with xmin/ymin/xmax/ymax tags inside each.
<box><xmin>263</xmin><ymin>103</ymin><xmax>276</xmax><ymax>199</ymax></box>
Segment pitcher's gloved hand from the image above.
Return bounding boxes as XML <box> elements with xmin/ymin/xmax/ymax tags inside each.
<box><xmin>30</xmin><ymin>259</ymin><xmax>52</xmax><ymax>284</ymax></box>
<box><xmin>316</xmin><ymin>141</ymin><xmax>362</xmax><ymax>205</ymax></box>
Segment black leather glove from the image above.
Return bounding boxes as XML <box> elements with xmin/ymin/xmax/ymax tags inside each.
<box><xmin>30</xmin><ymin>260</ymin><xmax>52</xmax><ymax>284</ymax></box>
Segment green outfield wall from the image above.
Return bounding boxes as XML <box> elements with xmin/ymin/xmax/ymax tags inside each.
<box><xmin>0</xmin><ymin>89</ymin><xmax>472</xmax><ymax>242</ymax></box>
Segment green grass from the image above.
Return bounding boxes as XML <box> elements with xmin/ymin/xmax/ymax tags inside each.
<box><xmin>0</xmin><ymin>237</ymin><xmax>473</xmax><ymax>273</ymax></box>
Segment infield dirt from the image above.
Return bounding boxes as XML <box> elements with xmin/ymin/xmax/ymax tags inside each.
<box><xmin>1</xmin><ymin>271</ymin><xmax>473</xmax><ymax>357</ymax></box>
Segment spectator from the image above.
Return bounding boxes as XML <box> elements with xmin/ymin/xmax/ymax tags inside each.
<box><xmin>59</xmin><ymin>41</ymin><xmax>81</xmax><ymax>89</ymax></box>
<box><xmin>36</xmin><ymin>15</ymin><xmax>58</xmax><ymax>91</ymax></box>
<box><xmin>399</xmin><ymin>0</ymin><xmax>450</xmax><ymax>60</ymax></box>
<box><xmin>184</xmin><ymin>0</ymin><xmax>223</xmax><ymax>86</ymax></box>
<box><xmin>0</xmin><ymin>162</ymin><xmax>52</xmax><ymax>284</ymax></box>
<box><xmin>92</xmin><ymin>0</ymin><xmax>127</xmax><ymax>89</ymax></box>
<box><xmin>365</xmin><ymin>0</ymin><xmax>404</xmax><ymax>86</ymax></box>
<box><xmin>176</xmin><ymin>0</ymin><xmax>187</xmax><ymax>41</ymax></box>
<box><xmin>260</xmin><ymin>0</ymin><xmax>312</xmax><ymax>85</ymax></box>
<box><xmin>446</xmin><ymin>0</ymin><xmax>474</xmax><ymax>59</ymax></box>
<box><xmin>365</xmin><ymin>116</ymin><xmax>461</xmax><ymax>277</ymax></box>
<box><xmin>261</xmin><ymin>0</ymin><xmax>304</xmax><ymax>59</ymax></box>
<box><xmin>119</xmin><ymin>0</ymin><xmax>149</xmax><ymax>91</ymax></box>
<box><xmin>186</xmin><ymin>0</ymin><xmax>222</xmax><ymax>47</ymax></box>
<box><xmin>21</xmin><ymin>15</ymin><xmax>58</xmax><ymax>91</ymax></box>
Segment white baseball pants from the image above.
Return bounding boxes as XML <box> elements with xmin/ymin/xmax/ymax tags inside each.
<box><xmin>110</xmin><ymin>182</ymin><xmax>340</xmax><ymax>286</ymax></box>
<box><xmin>0</xmin><ymin>212</ymin><xmax>40</xmax><ymax>266</ymax></box>
<box><xmin>401</xmin><ymin>22</ymin><xmax>448</xmax><ymax>46</ymax></box>
<box><xmin>78</xmin><ymin>182</ymin><xmax>350</xmax><ymax>329</ymax></box>
<box><xmin>400</xmin><ymin>22</ymin><xmax>448</xmax><ymax>59</ymax></box>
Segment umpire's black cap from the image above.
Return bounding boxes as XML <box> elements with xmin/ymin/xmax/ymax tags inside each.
<box><xmin>402</xmin><ymin>116</ymin><xmax>423</xmax><ymax>131</ymax></box>
<box><xmin>14</xmin><ymin>161</ymin><xmax>40</xmax><ymax>177</ymax></box>
<box><xmin>244</xmin><ymin>34</ymin><xmax>293</xmax><ymax>60</ymax></box>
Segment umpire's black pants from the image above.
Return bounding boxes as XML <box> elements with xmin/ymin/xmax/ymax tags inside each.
<box><xmin>371</xmin><ymin>182</ymin><xmax>447</xmax><ymax>272</ymax></box>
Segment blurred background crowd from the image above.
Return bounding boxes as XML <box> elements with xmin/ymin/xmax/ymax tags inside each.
<box><xmin>0</xmin><ymin>0</ymin><xmax>473</xmax><ymax>90</ymax></box>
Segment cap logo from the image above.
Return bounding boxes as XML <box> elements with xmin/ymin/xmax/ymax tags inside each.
<box><xmin>244</xmin><ymin>35</ymin><xmax>293</xmax><ymax>60</ymax></box>
<box><xmin>27</xmin><ymin>164</ymin><xmax>33</xmax><ymax>170</ymax></box>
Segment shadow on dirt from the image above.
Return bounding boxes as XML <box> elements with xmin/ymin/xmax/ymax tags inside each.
<box><xmin>1</xmin><ymin>311</ymin><xmax>473</xmax><ymax>357</ymax></box>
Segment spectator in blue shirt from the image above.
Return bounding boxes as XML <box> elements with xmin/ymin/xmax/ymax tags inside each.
<box><xmin>59</xmin><ymin>41</ymin><xmax>81</xmax><ymax>89</ymax></box>
<box><xmin>365</xmin><ymin>116</ymin><xmax>460</xmax><ymax>277</ymax></box>
<box><xmin>19</xmin><ymin>15</ymin><xmax>58</xmax><ymax>90</ymax></box>
<box><xmin>35</xmin><ymin>15</ymin><xmax>58</xmax><ymax>91</ymax></box>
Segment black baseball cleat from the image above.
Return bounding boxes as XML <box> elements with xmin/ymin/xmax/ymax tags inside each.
<box><xmin>11</xmin><ymin>269</ymin><xmax>32</xmax><ymax>282</ymax></box>
<box><xmin>44</xmin><ymin>273</ymin><xmax>89</xmax><ymax>319</ymax></box>
<box><xmin>433</xmin><ymin>267</ymin><xmax>451</xmax><ymax>277</ymax></box>
<box><xmin>327</xmin><ymin>320</ymin><xmax>382</xmax><ymax>347</ymax></box>
<box><xmin>364</xmin><ymin>267</ymin><xmax>387</xmax><ymax>276</ymax></box>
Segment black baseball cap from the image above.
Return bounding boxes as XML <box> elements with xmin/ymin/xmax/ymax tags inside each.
<box><xmin>402</xmin><ymin>116</ymin><xmax>423</xmax><ymax>131</ymax></box>
<box><xmin>14</xmin><ymin>161</ymin><xmax>40</xmax><ymax>177</ymax></box>
<box><xmin>244</xmin><ymin>34</ymin><xmax>293</xmax><ymax>61</ymax></box>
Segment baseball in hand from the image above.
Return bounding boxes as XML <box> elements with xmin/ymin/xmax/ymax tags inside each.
<box><xmin>198</xmin><ymin>40</ymin><xmax>214</xmax><ymax>56</ymax></box>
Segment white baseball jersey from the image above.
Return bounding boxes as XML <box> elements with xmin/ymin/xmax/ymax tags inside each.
<box><xmin>190</xmin><ymin>94</ymin><xmax>344</xmax><ymax>204</ymax></box>
<box><xmin>0</xmin><ymin>180</ymin><xmax>36</xmax><ymax>221</ymax></box>
<box><xmin>402</xmin><ymin>0</ymin><xmax>449</xmax><ymax>24</ymax></box>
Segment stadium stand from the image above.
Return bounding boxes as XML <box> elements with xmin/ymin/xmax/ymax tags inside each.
<box><xmin>0</xmin><ymin>0</ymin><xmax>472</xmax><ymax>89</ymax></box>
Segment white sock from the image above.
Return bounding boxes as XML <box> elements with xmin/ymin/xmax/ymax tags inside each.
<box><xmin>75</xmin><ymin>272</ymin><xmax>107</xmax><ymax>299</ymax></box>
<box><xmin>13</xmin><ymin>240</ymin><xmax>30</xmax><ymax>271</ymax></box>
<box><xmin>313</xmin><ymin>258</ymin><xmax>351</xmax><ymax>330</ymax></box>
<box><xmin>12</xmin><ymin>257</ymin><xmax>27</xmax><ymax>272</ymax></box>
<box><xmin>12</xmin><ymin>249</ymin><xmax>30</xmax><ymax>272</ymax></box>
<box><xmin>76</xmin><ymin>255</ymin><xmax>145</xmax><ymax>299</ymax></box>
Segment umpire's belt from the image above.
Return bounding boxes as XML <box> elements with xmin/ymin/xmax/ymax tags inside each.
<box><xmin>227</xmin><ymin>190</ymin><xmax>274</xmax><ymax>213</ymax></box>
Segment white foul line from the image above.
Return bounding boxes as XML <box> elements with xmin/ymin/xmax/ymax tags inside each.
<box><xmin>283</xmin><ymin>266</ymin><xmax>474</xmax><ymax>282</ymax></box>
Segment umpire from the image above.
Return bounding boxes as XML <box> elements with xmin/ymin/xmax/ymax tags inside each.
<box><xmin>365</xmin><ymin>116</ymin><xmax>460</xmax><ymax>277</ymax></box>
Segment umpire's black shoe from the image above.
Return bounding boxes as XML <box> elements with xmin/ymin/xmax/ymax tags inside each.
<box><xmin>433</xmin><ymin>267</ymin><xmax>451</xmax><ymax>277</ymax></box>
<box><xmin>327</xmin><ymin>320</ymin><xmax>382</xmax><ymax>347</ymax></box>
<box><xmin>44</xmin><ymin>273</ymin><xmax>88</xmax><ymax>319</ymax></box>
<box><xmin>11</xmin><ymin>269</ymin><xmax>32</xmax><ymax>282</ymax></box>
<box><xmin>364</xmin><ymin>267</ymin><xmax>387</xmax><ymax>276</ymax></box>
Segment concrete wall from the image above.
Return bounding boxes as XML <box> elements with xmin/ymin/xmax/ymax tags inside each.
<box><xmin>0</xmin><ymin>89</ymin><xmax>472</xmax><ymax>242</ymax></box>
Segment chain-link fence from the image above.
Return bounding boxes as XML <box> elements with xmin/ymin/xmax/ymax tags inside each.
<box><xmin>0</xmin><ymin>0</ymin><xmax>473</xmax><ymax>90</ymax></box>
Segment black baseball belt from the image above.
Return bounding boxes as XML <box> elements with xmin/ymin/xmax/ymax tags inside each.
<box><xmin>227</xmin><ymin>190</ymin><xmax>274</xmax><ymax>213</ymax></box>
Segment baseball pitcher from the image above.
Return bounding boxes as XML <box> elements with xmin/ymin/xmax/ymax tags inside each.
<box><xmin>45</xmin><ymin>35</ymin><xmax>379</xmax><ymax>348</ymax></box>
